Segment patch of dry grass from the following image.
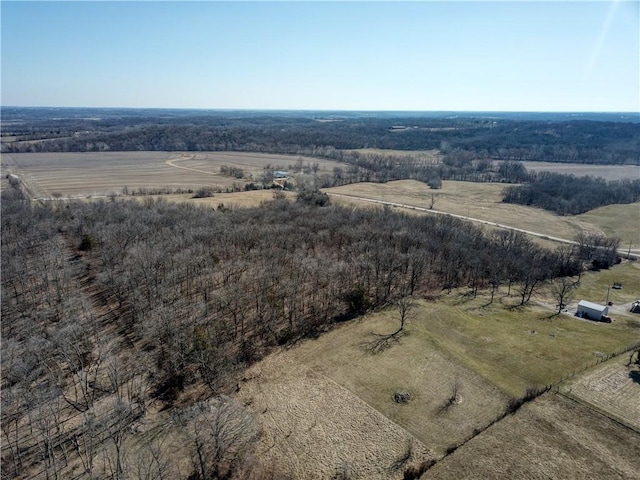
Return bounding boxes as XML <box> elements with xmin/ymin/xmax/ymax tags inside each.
<box><xmin>523</xmin><ymin>161</ymin><xmax>640</xmax><ymax>182</ymax></box>
<box><xmin>235</xmin><ymin>352</ymin><xmax>433</xmax><ymax>480</ymax></box>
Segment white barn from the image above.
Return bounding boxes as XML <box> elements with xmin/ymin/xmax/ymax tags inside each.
<box><xmin>576</xmin><ymin>300</ymin><xmax>609</xmax><ymax>321</ymax></box>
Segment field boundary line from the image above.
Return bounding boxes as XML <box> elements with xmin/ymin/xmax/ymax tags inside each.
<box><xmin>304</xmin><ymin>366</ymin><xmax>433</xmax><ymax>452</ymax></box>
<box><xmin>557</xmin><ymin>391</ymin><xmax>640</xmax><ymax>435</ymax></box>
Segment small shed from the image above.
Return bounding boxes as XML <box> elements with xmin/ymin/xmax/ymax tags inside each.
<box><xmin>576</xmin><ymin>300</ymin><xmax>609</xmax><ymax>321</ymax></box>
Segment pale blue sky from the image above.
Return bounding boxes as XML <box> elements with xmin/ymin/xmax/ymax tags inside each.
<box><xmin>2</xmin><ymin>1</ymin><xmax>638</xmax><ymax>111</ymax></box>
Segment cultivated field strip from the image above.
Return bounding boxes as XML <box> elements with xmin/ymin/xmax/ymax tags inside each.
<box><xmin>422</xmin><ymin>394</ymin><xmax>640</xmax><ymax>480</ymax></box>
<box><xmin>564</xmin><ymin>355</ymin><xmax>640</xmax><ymax>431</ymax></box>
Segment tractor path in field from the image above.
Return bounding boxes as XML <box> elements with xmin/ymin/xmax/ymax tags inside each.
<box><xmin>164</xmin><ymin>153</ymin><xmax>220</xmax><ymax>176</ymax></box>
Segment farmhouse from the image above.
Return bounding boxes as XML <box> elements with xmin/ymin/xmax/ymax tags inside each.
<box><xmin>576</xmin><ymin>300</ymin><xmax>609</xmax><ymax>321</ymax></box>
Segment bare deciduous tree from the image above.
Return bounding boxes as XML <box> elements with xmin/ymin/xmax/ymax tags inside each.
<box><xmin>179</xmin><ymin>395</ymin><xmax>260</xmax><ymax>480</ymax></box>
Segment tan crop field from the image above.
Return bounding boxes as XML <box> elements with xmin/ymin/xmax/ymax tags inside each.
<box><xmin>324</xmin><ymin>180</ymin><xmax>640</xmax><ymax>253</ymax></box>
<box><xmin>1</xmin><ymin>151</ymin><xmax>346</xmax><ymax>198</ymax></box>
<box><xmin>233</xmin><ymin>263</ymin><xmax>640</xmax><ymax>478</ymax></box>
<box><xmin>563</xmin><ymin>355</ymin><xmax>640</xmax><ymax>431</ymax></box>
<box><xmin>423</xmin><ymin>394</ymin><xmax>640</xmax><ymax>480</ymax></box>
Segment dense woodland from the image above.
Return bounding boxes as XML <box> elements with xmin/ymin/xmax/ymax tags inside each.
<box><xmin>1</xmin><ymin>179</ymin><xmax>605</xmax><ymax>479</ymax></box>
<box><xmin>503</xmin><ymin>172</ymin><xmax>640</xmax><ymax>215</ymax></box>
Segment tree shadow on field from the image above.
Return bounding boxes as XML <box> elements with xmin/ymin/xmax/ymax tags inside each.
<box><xmin>629</xmin><ymin>370</ymin><xmax>640</xmax><ymax>385</ymax></box>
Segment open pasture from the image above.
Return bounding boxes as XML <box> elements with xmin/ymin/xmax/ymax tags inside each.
<box><xmin>1</xmin><ymin>151</ymin><xmax>345</xmax><ymax>198</ymax></box>
<box><xmin>235</xmin><ymin>352</ymin><xmax>434</xmax><ymax>480</ymax></box>
<box><xmin>423</xmin><ymin>393</ymin><xmax>640</xmax><ymax>480</ymax></box>
<box><xmin>292</xmin><ymin>309</ymin><xmax>509</xmax><ymax>453</ymax></box>
<box><xmin>522</xmin><ymin>161</ymin><xmax>640</xmax><ymax>182</ymax></box>
<box><xmin>142</xmin><ymin>190</ymin><xmax>295</xmax><ymax>209</ymax></box>
<box><xmin>326</xmin><ymin>180</ymin><xmax>603</xmax><ymax>238</ymax></box>
<box><xmin>578</xmin><ymin>203</ymin><xmax>640</xmax><ymax>250</ymax></box>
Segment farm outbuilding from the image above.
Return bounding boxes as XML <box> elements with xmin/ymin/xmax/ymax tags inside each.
<box><xmin>576</xmin><ymin>300</ymin><xmax>609</xmax><ymax>321</ymax></box>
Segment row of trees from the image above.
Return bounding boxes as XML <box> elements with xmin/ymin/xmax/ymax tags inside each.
<box><xmin>2</xmin><ymin>184</ymin><xmax>587</xmax><ymax>478</ymax></box>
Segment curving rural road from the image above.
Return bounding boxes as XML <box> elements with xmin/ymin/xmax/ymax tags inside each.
<box><xmin>326</xmin><ymin>192</ymin><xmax>639</xmax><ymax>259</ymax></box>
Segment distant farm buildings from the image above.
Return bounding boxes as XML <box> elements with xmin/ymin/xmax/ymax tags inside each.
<box><xmin>576</xmin><ymin>300</ymin><xmax>610</xmax><ymax>322</ymax></box>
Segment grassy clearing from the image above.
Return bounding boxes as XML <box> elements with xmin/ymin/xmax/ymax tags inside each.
<box><xmin>231</xmin><ymin>281</ymin><xmax>640</xmax><ymax>476</ymax></box>
<box><xmin>235</xmin><ymin>352</ymin><xmax>433</xmax><ymax>480</ymax></box>
<box><xmin>416</xmin><ymin>290</ymin><xmax>638</xmax><ymax>397</ymax></box>
<box><xmin>423</xmin><ymin>393</ymin><xmax>640</xmax><ymax>480</ymax></box>
<box><xmin>128</xmin><ymin>190</ymin><xmax>294</xmax><ymax>209</ymax></box>
<box><xmin>231</xmin><ymin>264</ymin><xmax>640</xmax><ymax>477</ymax></box>
<box><xmin>292</xmin><ymin>311</ymin><xmax>509</xmax><ymax>454</ymax></box>
<box><xmin>571</xmin><ymin>261</ymin><xmax>640</xmax><ymax>311</ymax></box>
<box><xmin>325</xmin><ymin>180</ymin><xmax>602</xmax><ymax>241</ymax></box>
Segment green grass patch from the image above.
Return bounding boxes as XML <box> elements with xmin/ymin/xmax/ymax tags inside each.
<box><xmin>416</xmin><ymin>292</ymin><xmax>638</xmax><ymax>397</ymax></box>
<box><xmin>577</xmin><ymin>203</ymin><xmax>640</xmax><ymax>250</ymax></box>
<box><xmin>572</xmin><ymin>261</ymin><xmax>640</xmax><ymax>309</ymax></box>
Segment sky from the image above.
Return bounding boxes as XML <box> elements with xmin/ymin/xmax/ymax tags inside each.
<box><xmin>1</xmin><ymin>1</ymin><xmax>638</xmax><ymax>112</ymax></box>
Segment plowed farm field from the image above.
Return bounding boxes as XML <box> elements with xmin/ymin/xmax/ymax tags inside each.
<box><xmin>1</xmin><ymin>152</ymin><xmax>345</xmax><ymax>198</ymax></box>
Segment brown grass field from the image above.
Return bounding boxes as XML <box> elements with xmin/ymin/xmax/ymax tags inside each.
<box><xmin>235</xmin><ymin>353</ymin><xmax>434</xmax><ymax>480</ymax></box>
<box><xmin>1</xmin><ymin>152</ymin><xmax>346</xmax><ymax>198</ymax></box>
<box><xmin>234</xmin><ymin>262</ymin><xmax>640</xmax><ymax>478</ymax></box>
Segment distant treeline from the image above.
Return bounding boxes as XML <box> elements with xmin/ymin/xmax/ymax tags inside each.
<box><xmin>2</xmin><ymin>110</ymin><xmax>638</xmax><ymax>165</ymax></box>
<box><xmin>502</xmin><ymin>172</ymin><xmax>640</xmax><ymax>215</ymax></box>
